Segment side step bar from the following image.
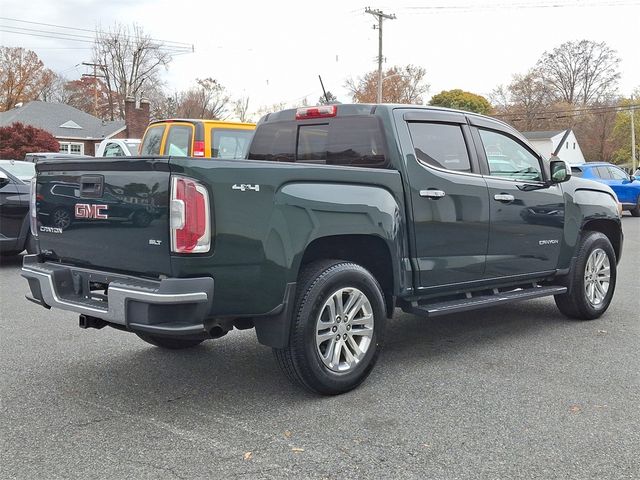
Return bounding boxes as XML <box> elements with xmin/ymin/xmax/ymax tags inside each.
<box><xmin>408</xmin><ymin>285</ymin><xmax>567</xmax><ymax>317</ymax></box>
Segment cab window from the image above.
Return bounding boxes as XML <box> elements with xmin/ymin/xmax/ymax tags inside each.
<box><xmin>211</xmin><ymin>129</ymin><xmax>254</xmax><ymax>159</ymax></box>
<box><xmin>103</xmin><ymin>143</ymin><xmax>124</xmax><ymax>157</ymax></box>
<box><xmin>478</xmin><ymin>129</ymin><xmax>543</xmax><ymax>182</ymax></box>
<box><xmin>140</xmin><ymin>126</ymin><xmax>165</xmax><ymax>156</ymax></box>
<box><xmin>164</xmin><ymin>125</ymin><xmax>193</xmax><ymax>157</ymax></box>
<box><xmin>408</xmin><ymin>122</ymin><xmax>471</xmax><ymax>172</ymax></box>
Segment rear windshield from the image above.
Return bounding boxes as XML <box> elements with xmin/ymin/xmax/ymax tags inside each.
<box><xmin>212</xmin><ymin>129</ymin><xmax>254</xmax><ymax>159</ymax></box>
<box><xmin>140</xmin><ymin>126</ymin><xmax>165</xmax><ymax>156</ymax></box>
<box><xmin>248</xmin><ymin>116</ymin><xmax>387</xmax><ymax>168</ymax></box>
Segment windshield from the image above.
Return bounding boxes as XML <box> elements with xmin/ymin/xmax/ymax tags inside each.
<box><xmin>0</xmin><ymin>161</ymin><xmax>35</xmax><ymax>181</ymax></box>
<box><xmin>212</xmin><ymin>129</ymin><xmax>254</xmax><ymax>159</ymax></box>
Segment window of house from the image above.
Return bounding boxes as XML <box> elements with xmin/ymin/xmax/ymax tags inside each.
<box><xmin>566</xmin><ymin>142</ymin><xmax>569</xmax><ymax>149</ymax></box>
<box><xmin>478</xmin><ymin>129</ymin><xmax>543</xmax><ymax>182</ymax></box>
<box><xmin>58</xmin><ymin>142</ymin><xmax>84</xmax><ymax>155</ymax></box>
<box><xmin>573</xmin><ymin>142</ymin><xmax>576</xmax><ymax>150</ymax></box>
<box><xmin>408</xmin><ymin>122</ymin><xmax>470</xmax><ymax>172</ymax></box>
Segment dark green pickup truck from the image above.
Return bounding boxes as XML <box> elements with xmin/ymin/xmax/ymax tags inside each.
<box><xmin>23</xmin><ymin>104</ymin><xmax>623</xmax><ymax>395</ymax></box>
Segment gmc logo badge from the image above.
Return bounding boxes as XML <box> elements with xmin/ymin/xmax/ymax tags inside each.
<box><xmin>75</xmin><ymin>203</ymin><xmax>108</xmax><ymax>219</ymax></box>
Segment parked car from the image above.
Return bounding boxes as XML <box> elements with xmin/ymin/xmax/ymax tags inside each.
<box><xmin>95</xmin><ymin>138</ymin><xmax>141</xmax><ymax>157</ymax></box>
<box><xmin>23</xmin><ymin>104</ymin><xmax>623</xmax><ymax>395</ymax></box>
<box><xmin>571</xmin><ymin>162</ymin><xmax>640</xmax><ymax>216</ymax></box>
<box><xmin>0</xmin><ymin>160</ymin><xmax>36</xmax><ymax>256</ymax></box>
<box><xmin>140</xmin><ymin>119</ymin><xmax>255</xmax><ymax>159</ymax></box>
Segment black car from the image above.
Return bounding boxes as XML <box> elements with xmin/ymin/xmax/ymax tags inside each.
<box><xmin>0</xmin><ymin>160</ymin><xmax>37</xmax><ymax>256</ymax></box>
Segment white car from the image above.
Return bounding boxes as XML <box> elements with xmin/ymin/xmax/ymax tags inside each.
<box><xmin>95</xmin><ymin>139</ymin><xmax>141</xmax><ymax>157</ymax></box>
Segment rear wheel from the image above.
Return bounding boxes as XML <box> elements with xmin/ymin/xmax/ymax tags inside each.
<box><xmin>554</xmin><ymin>231</ymin><xmax>617</xmax><ymax>320</ymax></box>
<box><xmin>274</xmin><ymin>260</ymin><xmax>386</xmax><ymax>395</ymax></box>
<box><xmin>135</xmin><ymin>333</ymin><xmax>204</xmax><ymax>350</ymax></box>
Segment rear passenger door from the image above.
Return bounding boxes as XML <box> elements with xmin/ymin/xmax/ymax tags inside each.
<box><xmin>470</xmin><ymin>120</ymin><xmax>564</xmax><ymax>278</ymax></box>
<box><xmin>394</xmin><ymin>109</ymin><xmax>490</xmax><ymax>289</ymax></box>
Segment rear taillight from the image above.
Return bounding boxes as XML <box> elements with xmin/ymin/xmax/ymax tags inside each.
<box><xmin>295</xmin><ymin>105</ymin><xmax>337</xmax><ymax>120</ymax></box>
<box><xmin>170</xmin><ymin>176</ymin><xmax>210</xmax><ymax>253</ymax></box>
<box><xmin>30</xmin><ymin>177</ymin><xmax>38</xmax><ymax>237</ymax></box>
<box><xmin>193</xmin><ymin>141</ymin><xmax>205</xmax><ymax>157</ymax></box>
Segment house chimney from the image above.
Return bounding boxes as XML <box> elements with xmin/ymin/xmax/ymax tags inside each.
<box><xmin>124</xmin><ymin>97</ymin><xmax>150</xmax><ymax>139</ymax></box>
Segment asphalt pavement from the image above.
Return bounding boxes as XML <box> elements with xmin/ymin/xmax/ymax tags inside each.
<box><xmin>1</xmin><ymin>216</ymin><xmax>638</xmax><ymax>480</ymax></box>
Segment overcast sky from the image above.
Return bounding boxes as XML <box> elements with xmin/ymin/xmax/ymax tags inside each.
<box><xmin>1</xmin><ymin>0</ymin><xmax>638</xmax><ymax>115</ymax></box>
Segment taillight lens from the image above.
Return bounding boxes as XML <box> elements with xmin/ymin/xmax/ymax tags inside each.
<box><xmin>170</xmin><ymin>176</ymin><xmax>211</xmax><ymax>253</ymax></box>
<box><xmin>30</xmin><ymin>177</ymin><xmax>38</xmax><ymax>237</ymax></box>
<box><xmin>193</xmin><ymin>141</ymin><xmax>205</xmax><ymax>157</ymax></box>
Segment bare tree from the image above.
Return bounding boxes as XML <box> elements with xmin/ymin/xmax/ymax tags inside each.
<box><xmin>345</xmin><ymin>65</ymin><xmax>429</xmax><ymax>104</ymax></box>
<box><xmin>177</xmin><ymin>78</ymin><xmax>230</xmax><ymax>119</ymax></box>
<box><xmin>536</xmin><ymin>40</ymin><xmax>620</xmax><ymax>106</ymax></box>
<box><xmin>0</xmin><ymin>47</ymin><xmax>57</xmax><ymax>110</ymax></box>
<box><xmin>93</xmin><ymin>23</ymin><xmax>173</xmax><ymax>120</ymax></box>
<box><xmin>233</xmin><ymin>96</ymin><xmax>251</xmax><ymax>122</ymax></box>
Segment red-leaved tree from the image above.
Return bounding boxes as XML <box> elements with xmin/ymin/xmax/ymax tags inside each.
<box><xmin>0</xmin><ymin>122</ymin><xmax>59</xmax><ymax>159</ymax></box>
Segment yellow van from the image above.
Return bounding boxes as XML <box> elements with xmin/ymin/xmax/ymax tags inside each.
<box><xmin>139</xmin><ymin>119</ymin><xmax>255</xmax><ymax>159</ymax></box>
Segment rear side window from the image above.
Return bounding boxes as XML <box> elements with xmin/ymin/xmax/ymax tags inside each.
<box><xmin>595</xmin><ymin>166</ymin><xmax>611</xmax><ymax>179</ymax></box>
<box><xmin>140</xmin><ymin>126</ymin><xmax>165</xmax><ymax>156</ymax></box>
<box><xmin>408</xmin><ymin>123</ymin><xmax>471</xmax><ymax>172</ymax></box>
<box><xmin>211</xmin><ymin>129</ymin><xmax>254</xmax><ymax>159</ymax></box>
<box><xmin>165</xmin><ymin>125</ymin><xmax>193</xmax><ymax>157</ymax></box>
<box><xmin>248</xmin><ymin>116</ymin><xmax>387</xmax><ymax>168</ymax></box>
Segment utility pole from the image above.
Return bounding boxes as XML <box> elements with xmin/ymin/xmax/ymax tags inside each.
<box><xmin>631</xmin><ymin>104</ymin><xmax>637</xmax><ymax>173</ymax></box>
<box><xmin>365</xmin><ymin>7</ymin><xmax>396</xmax><ymax>104</ymax></box>
<box><xmin>81</xmin><ymin>62</ymin><xmax>106</xmax><ymax>117</ymax></box>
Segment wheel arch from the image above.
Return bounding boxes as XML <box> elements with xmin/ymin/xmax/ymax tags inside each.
<box><xmin>582</xmin><ymin>218</ymin><xmax>622</xmax><ymax>263</ymax></box>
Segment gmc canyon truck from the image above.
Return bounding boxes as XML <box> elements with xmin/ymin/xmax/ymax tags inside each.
<box><xmin>22</xmin><ymin>104</ymin><xmax>623</xmax><ymax>395</ymax></box>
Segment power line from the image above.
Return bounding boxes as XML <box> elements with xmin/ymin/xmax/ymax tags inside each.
<box><xmin>0</xmin><ymin>17</ymin><xmax>193</xmax><ymax>49</ymax></box>
<box><xmin>496</xmin><ymin>103</ymin><xmax>640</xmax><ymax>119</ymax></box>
<box><xmin>394</xmin><ymin>0</ymin><xmax>640</xmax><ymax>13</ymax></box>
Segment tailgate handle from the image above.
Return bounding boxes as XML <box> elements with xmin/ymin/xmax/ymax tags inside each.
<box><xmin>79</xmin><ymin>175</ymin><xmax>104</xmax><ymax>198</ymax></box>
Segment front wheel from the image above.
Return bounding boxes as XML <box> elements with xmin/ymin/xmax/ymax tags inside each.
<box><xmin>274</xmin><ymin>260</ymin><xmax>387</xmax><ymax>395</ymax></box>
<box><xmin>135</xmin><ymin>333</ymin><xmax>204</xmax><ymax>350</ymax></box>
<box><xmin>554</xmin><ymin>231</ymin><xmax>617</xmax><ymax>320</ymax></box>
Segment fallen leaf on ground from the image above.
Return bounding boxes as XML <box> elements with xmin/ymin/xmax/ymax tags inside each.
<box><xmin>243</xmin><ymin>452</ymin><xmax>253</xmax><ymax>461</ymax></box>
<box><xmin>284</xmin><ymin>430</ymin><xmax>292</xmax><ymax>438</ymax></box>
<box><xmin>569</xmin><ymin>405</ymin><xmax>582</xmax><ymax>413</ymax></box>
<box><xmin>292</xmin><ymin>447</ymin><xmax>304</xmax><ymax>453</ymax></box>
<box><xmin>597</xmin><ymin>330</ymin><xmax>608</xmax><ymax>334</ymax></box>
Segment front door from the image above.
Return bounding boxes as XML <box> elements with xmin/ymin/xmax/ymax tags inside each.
<box><xmin>472</xmin><ymin>126</ymin><xmax>564</xmax><ymax>278</ymax></box>
<box><xmin>394</xmin><ymin>109</ymin><xmax>490</xmax><ymax>290</ymax></box>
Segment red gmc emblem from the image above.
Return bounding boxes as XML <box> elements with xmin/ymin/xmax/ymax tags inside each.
<box><xmin>75</xmin><ymin>203</ymin><xmax>108</xmax><ymax>219</ymax></box>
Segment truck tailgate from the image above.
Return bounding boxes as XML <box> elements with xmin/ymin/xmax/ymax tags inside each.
<box><xmin>35</xmin><ymin>158</ymin><xmax>172</xmax><ymax>276</ymax></box>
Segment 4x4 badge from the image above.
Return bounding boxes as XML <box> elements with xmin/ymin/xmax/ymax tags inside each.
<box><xmin>232</xmin><ymin>184</ymin><xmax>260</xmax><ymax>192</ymax></box>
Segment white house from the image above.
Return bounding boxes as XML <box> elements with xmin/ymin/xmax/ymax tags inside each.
<box><xmin>522</xmin><ymin>129</ymin><xmax>586</xmax><ymax>164</ymax></box>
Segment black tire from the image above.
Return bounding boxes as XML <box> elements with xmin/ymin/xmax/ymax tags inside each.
<box><xmin>135</xmin><ymin>333</ymin><xmax>204</xmax><ymax>350</ymax></box>
<box><xmin>630</xmin><ymin>198</ymin><xmax>640</xmax><ymax>217</ymax></box>
<box><xmin>274</xmin><ymin>260</ymin><xmax>387</xmax><ymax>395</ymax></box>
<box><xmin>554</xmin><ymin>231</ymin><xmax>617</xmax><ymax>320</ymax></box>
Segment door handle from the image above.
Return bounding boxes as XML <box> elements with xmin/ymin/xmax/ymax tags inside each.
<box><xmin>494</xmin><ymin>193</ymin><xmax>515</xmax><ymax>203</ymax></box>
<box><xmin>420</xmin><ymin>189</ymin><xmax>446</xmax><ymax>199</ymax></box>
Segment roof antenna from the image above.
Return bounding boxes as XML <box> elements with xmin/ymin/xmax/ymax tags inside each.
<box><xmin>318</xmin><ymin>75</ymin><xmax>329</xmax><ymax>104</ymax></box>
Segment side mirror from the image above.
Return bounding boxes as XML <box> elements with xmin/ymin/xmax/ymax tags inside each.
<box><xmin>0</xmin><ymin>170</ymin><xmax>10</xmax><ymax>188</ymax></box>
<box><xmin>630</xmin><ymin>175</ymin><xmax>637</xmax><ymax>182</ymax></box>
<box><xmin>550</xmin><ymin>160</ymin><xmax>571</xmax><ymax>183</ymax></box>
